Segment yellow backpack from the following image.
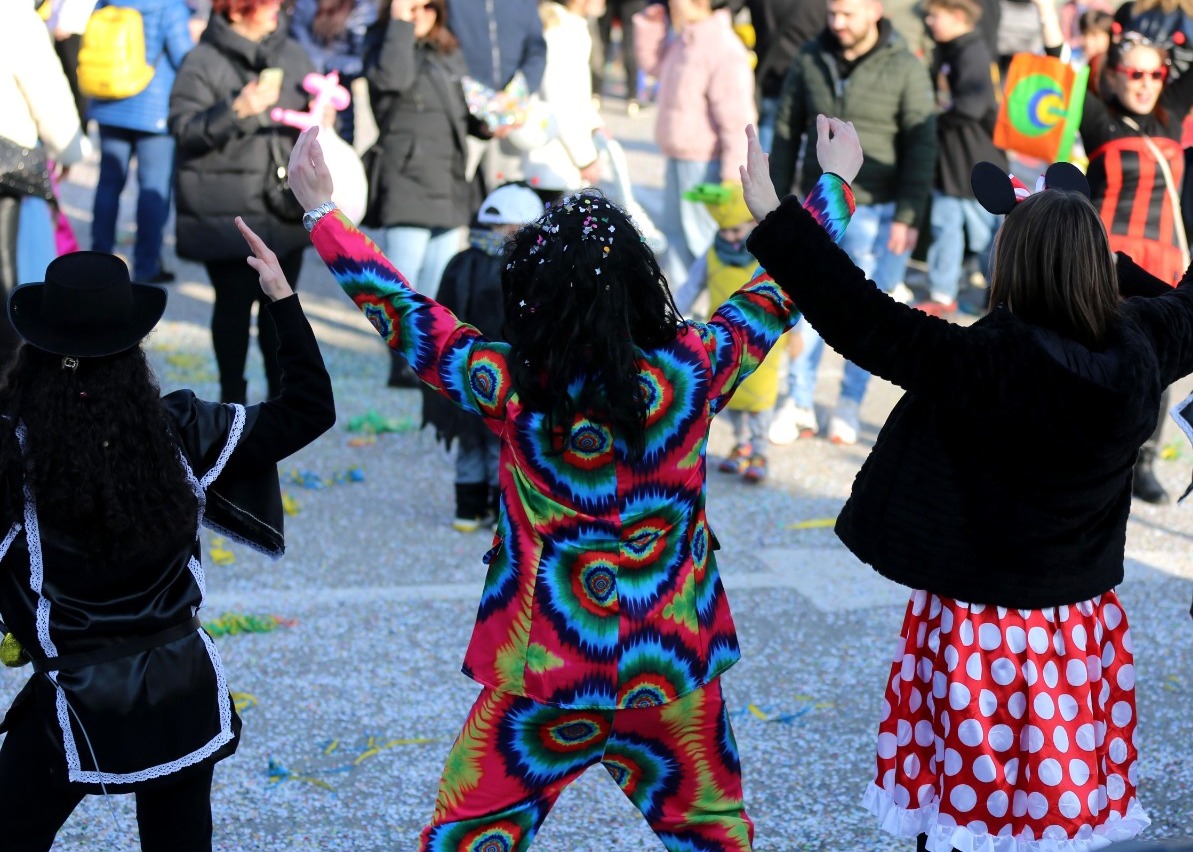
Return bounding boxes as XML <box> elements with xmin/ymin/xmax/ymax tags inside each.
<box><xmin>77</xmin><ymin>5</ymin><xmax>156</xmax><ymax>100</ymax></box>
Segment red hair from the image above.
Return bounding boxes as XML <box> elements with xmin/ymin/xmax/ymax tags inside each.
<box><xmin>211</xmin><ymin>0</ymin><xmax>276</xmax><ymax>19</ymax></box>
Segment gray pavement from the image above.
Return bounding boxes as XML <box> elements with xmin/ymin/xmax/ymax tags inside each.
<box><xmin>3</xmin><ymin>95</ymin><xmax>1192</xmax><ymax>851</ymax></box>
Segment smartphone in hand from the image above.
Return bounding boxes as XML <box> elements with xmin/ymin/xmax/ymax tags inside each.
<box><xmin>258</xmin><ymin>67</ymin><xmax>284</xmax><ymax>92</ymax></box>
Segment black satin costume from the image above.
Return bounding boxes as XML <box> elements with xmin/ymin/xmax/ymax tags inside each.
<box><xmin>0</xmin><ymin>294</ymin><xmax>334</xmax><ymax>793</ymax></box>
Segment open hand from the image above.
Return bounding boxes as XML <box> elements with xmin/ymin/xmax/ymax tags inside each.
<box><xmin>287</xmin><ymin>126</ymin><xmax>335</xmax><ymax>212</ymax></box>
<box><xmin>236</xmin><ymin>217</ymin><xmax>295</xmax><ymax>301</ymax></box>
<box><xmin>814</xmin><ymin>114</ymin><xmax>863</xmax><ymax>185</ymax></box>
<box><xmin>739</xmin><ymin>124</ymin><xmax>781</xmax><ymax>221</ymax></box>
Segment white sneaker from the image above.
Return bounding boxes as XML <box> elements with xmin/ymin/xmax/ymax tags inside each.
<box><xmin>828</xmin><ymin>399</ymin><xmax>860</xmax><ymax>445</ymax></box>
<box><xmin>768</xmin><ymin>399</ymin><xmax>818</xmax><ymax>445</ymax></box>
<box><xmin>889</xmin><ymin>282</ymin><xmax>915</xmax><ymax>305</ymax></box>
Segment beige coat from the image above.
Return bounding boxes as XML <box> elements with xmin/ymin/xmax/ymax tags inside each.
<box><xmin>0</xmin><ymin>4</ymin><xmax>89</xmax><ymax>165</ymax></box>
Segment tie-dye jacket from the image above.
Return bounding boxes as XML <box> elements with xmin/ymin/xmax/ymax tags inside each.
<box><xmin>311</xmin><ymin>175</ymin><xmax>853</xmax><ymax>709</ymax></box>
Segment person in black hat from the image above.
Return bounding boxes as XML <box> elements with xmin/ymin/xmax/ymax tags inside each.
<box><xmin>0</xmin><ymin>220</ymin><xmax>334</xmax><ymax>851</ymax></box>
<box><xmin>741</xmin><ymin>119</ymin><xmax>1193</xmax><ymax>851</ymax></box>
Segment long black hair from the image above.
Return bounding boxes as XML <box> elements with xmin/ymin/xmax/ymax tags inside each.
<box><xmin>501</xmin><ymin>190</ymin><xmax>684</xmax><ymax>458</ymax></box>
<box><xmin>0</xmin><ymin>345</ymin><xmax>198</xmax><ymax>561</ymax></box>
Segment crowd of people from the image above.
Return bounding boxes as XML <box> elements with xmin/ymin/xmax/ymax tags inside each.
<box><xmin>2</xmin><ymin>0</ymin><xmax>1193</xmax><ymax>849</ymax></box>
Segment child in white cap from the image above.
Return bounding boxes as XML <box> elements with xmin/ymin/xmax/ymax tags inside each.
<box><xmin>423</xmin><ymin>182</ymin><xmax>545</xmax><ymax>530</ymax></box>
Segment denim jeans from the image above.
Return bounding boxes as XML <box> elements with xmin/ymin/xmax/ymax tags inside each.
<box><xmin>926</xmin><ymin>192</ymin><xmax>999</xmax><ymax>302</ymax></box>
<box><xmin>384</xmin><ymin>226</ymin><xmax>467</xmax><ymax>298</ymax></box>
<box><xmin>757</xmin><ymin>96</ymin><xmax>780</xmax><ymax>154</ymax></box>
<box><xmin>91</xmin><ymin>126</ymin><xmax>175</xmax><ymax>280</ymax></box>
<box><xmin>787</xmin><ymin>201</ymin><xmax>911</xmax><ymax>409</ymax></box>
<box><xmin>661</xmin><ymin>157</ymin><xmax>719</xmax><ymax>289</ymax></box>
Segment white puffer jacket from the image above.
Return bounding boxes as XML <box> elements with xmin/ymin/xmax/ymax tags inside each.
<box><xmin>521</xmin><ymin>3</ymin><xmax>601</xmax><ymax>192</ymax></box>
<box><xmin>0</xmin><ymin>4</ymin><xmax>89</xmax><ymax>165</ymax></box>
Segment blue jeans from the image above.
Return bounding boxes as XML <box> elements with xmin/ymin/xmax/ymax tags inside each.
<box><xmin>788</xmin><ymin>201</ymin><xmax>911</xmax><ymax>409</ymax></box>
<box><xmin>757</xmin><ymin>96</ymin><xmax>780</xmax><ymax>154</ymax></box>
<box><xmin>661</xmin><ymin>157</ymin><xmax>719</xmax><ymax>289</ymax></box>
<box><xmin>384</xmin><ymin>226</ymin><xmax>467</xmax><ymax>298</ymax></box>
<box><xmin>926</xmin><ymin>192</ymin><xmax>999</xmax><ymax>302</ymax></box>
<box><xmin>91</xmin><ymin>126</ymin><xmax>175</xmax><ymax>280</ymax></box>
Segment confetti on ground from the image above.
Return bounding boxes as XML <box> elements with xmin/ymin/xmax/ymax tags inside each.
<box><xmin>346</xmin><ymin>410</ymin><xmax>417</xmax><ymax>435</ymax></box>
<box><xmin>232</xmin><ymin>692</ymin><xmax>259</xmax><ymax>713</ymax></box>
<box><xmin>204</xmin><ymin>612</ymin><xmax>298</xmax><ymax>637</ymax></box>
<box><xmin>736</xmin><ymin>695</ymin><xmax>836</xmax><ymax>725</ymax></box>
<box><xmin>267</xmin><ymin>759</ymin><xmax>336</xmax><ymax>792</ymax></box>
<box><xmin>286</xmin><ymin>467</ymin><xmax>366</xmax><ymax>490</ymax></box>
<box><xmin>1163</xmin><ymin>674</ymin><xmax>1184</xmax><ymax>691</ymax></box>
<box><xmin>786</xmin><ymin>518</ymin><xmax>836</xmax><ymax>530</ymax></box>
<box><xmin>347</xmin><ymin>436</ymin><xmax>377</xmax><ymax>447</ymax></box>
<box><xmin>208</xmin><ymin>536</ymin><xmax>236</xmax><ymax>565</ymax></box>
<box><xmin>1160</xmin><ymin>440</ymin><xmax>1184</xmax><ymax>461</ymax></box>
<box><xmin>282</xmin><ymin>492</ymin><xmax>301</xmax><ymax>516</ymax></box>
<box><xmin>266</xmin><ymin>735</ymin><xmax>442</xmax><ymax>793</ymax></box>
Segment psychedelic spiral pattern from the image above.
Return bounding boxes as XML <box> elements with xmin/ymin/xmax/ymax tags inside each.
<box><xmin>312</xmin><ymin>175</ymin><xmax>853</xmax><ymax>712</ymax></box>
<box><xmin>419</xmin><ymin>682</ymin><xmax>752</xmax><ymax>851</ymax></box>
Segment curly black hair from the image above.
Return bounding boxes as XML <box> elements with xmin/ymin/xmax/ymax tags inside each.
<box><xmin>501</xmin><ymin>190</ymin><xmax>684</xmax><ymax>458</ymax></box>
<box><xmin>0</xmin><ymin>345</ymin><xmax>198</xmax><ymax>562</ymax></box>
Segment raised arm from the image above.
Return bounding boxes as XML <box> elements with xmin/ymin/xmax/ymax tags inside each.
<box><xmin>1121</xmin><ymin>262</ymin><xmax>1193</xmax><ymax>387</ymax></box>
<box><xmin>741</xmin><ymin>120</ymin><xmax>1009</xmax><ymax>401</ymax></box>
<box><xmin>364</xmin><ymin>4</ymin><xmax>418</xmax><ymax>95</ymax></box>
<box><xmin>221</xmin><ymin>218</ymin><xmax>335</xmax><ymax>468</ymax></box>
<box><xmin>289</xmin><ymin>128</ymin><xmax>513</xmax><ymax>418</ymax></box>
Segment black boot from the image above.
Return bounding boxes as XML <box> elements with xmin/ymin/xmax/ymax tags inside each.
<box><xmin>387</xmin><ymin>350</ymin><xmax>419</xmax><ymax>388</ymax></box>
<box><xmin>452</xmin><ymin>482</ymin><xmax>491</xmax><ymax>532</ymax></box>
<box><xmin>1132</xmin><ymin>446</ymin><xmax>1170</xmax><ymax>504</ymax></box>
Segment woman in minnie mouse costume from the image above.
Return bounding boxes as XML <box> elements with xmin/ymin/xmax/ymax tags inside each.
<box><xmin>0</xmin><ymin>221</ymin><xmax>334</xmax><ymax>851</ymax></box>
<box><xmin>740</xmin><ymin>119</ymin><xmax>1193</xmax><ymax>851</ymax></box>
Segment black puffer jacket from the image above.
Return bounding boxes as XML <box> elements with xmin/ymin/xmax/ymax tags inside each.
<box><xmin>363</xmin><ymin>19</ymin><xmax>473</xmax><ymax>230</ymax></box>
<box><xmin>749</xmin><ymin>195</ymin><xmax>1193</xmax><ymax>610</ymax></box>
<box><xmin>169</xmin><ymin>13</ymin><xmax>314</xmax><ymax>262</ymax></box>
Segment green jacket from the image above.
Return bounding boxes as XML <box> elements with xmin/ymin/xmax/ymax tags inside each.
<box><xmin>770</xmin><ymin>23</ymin><xmax>936</xmax><ymax>228</ymax></box>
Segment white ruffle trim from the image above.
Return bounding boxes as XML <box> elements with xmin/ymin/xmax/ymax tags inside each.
<box><xmin>862</xmin><ymin>783</ymin><xmax>1151</xmax><ymax>852</ymax></box>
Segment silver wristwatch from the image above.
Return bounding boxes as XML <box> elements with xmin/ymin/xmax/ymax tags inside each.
<box><xmin>303</xmin><ymin>201</ymin><xmax>337</xmax><ymax>232</ymax></box>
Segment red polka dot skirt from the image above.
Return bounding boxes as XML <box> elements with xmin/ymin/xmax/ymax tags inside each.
<box><xmin>862</xmin><ymin>589</ymin><xmax>1150</xmax><ymax>851</ymax></box>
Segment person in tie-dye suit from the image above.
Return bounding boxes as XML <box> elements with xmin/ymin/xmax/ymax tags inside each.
<box><xmin>284</xmin><ymin>124</ymin><xmax>858</xmax><ymax>851</ymax></box>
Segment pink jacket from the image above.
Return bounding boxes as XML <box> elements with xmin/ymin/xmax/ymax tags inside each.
<box><xmin>634</xmin><ymin>9</ymin><xmax>756</xmax><ymax>181</ymax></box>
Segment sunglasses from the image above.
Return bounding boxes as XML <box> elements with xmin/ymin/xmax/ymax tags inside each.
<box><xmin>1114</xmin><ymin>65</ymin><xmax>1167</xmax><ymax>81</ymax></box>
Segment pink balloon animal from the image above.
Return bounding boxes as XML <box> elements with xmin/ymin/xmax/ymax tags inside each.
<box><xmin>270</xmin><ymin>71</ymin><xmax>351</xmax><ymax>131</ymax></box>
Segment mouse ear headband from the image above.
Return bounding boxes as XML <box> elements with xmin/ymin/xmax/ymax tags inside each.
<box><xmin>970</xmin><ymin>161</ymin><xmax>1091</xmax><ymax>216</ymax></box>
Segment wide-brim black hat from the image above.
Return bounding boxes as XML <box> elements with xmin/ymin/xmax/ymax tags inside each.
<box><xmin>8</xmin><ymin>251</ymin><xmax>167</xmax><ymax>357</ymax></box>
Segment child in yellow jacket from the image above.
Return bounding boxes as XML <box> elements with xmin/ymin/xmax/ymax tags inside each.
<box><xmin>682</xmin><ymin>181</ymin><xmax>784</xmax><ymax>482</ymax></box>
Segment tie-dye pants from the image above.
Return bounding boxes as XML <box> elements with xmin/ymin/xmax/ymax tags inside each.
<box><xmin>418</xmin><ymin>677</ymin><xmax>753</xmax><ymax>851</ymax></box>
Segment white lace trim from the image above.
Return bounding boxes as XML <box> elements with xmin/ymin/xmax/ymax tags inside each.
<box><xmin>186</xmin><ymin>555</ymin><xmax>208</xmax><ymax>604</ymax></box>
<box><xmin>200</xmin><ymin>403</ymin><xmax>245</xmax><ymax>489</ymax></box>
<box><xmin>862</xmin><ymin>782</ymin><xmax>1151</xmax><ymax>851</ymax></box>
<box><xmin>0</xmin><ymin>522</ymin><xmax>22</xmax><ymax>561</ymax></box>
<box><xmin>16</xmin><ymin>423</ymin><xmax>57</xmax><ymax>660</ymax></box>
<box><xmin>179</xmin><ymin>447</ymin><xmax>204</xmax><ymax>524</ymax></box>
<box><xmin>23</xmin><ymin>409</ymin><xmax>245</xmax><ymax>786</ymax></box>
<box><xmin>64</xmin><ymin>630</ymin><xmax>234</xmax><ymax>786</ymax></box>
<box><xmin>178</xmin><ymin>449</ymin><xmax>210</xmax><ymax>607</ymax></box>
